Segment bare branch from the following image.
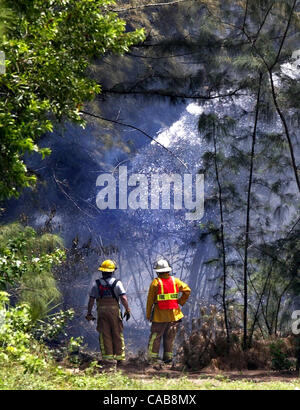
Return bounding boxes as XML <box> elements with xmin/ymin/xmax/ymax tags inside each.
<box><xmin>269</xmin><ymin>0</ymin><xmax>298</xmax><ymax>71</ymax></box>
<box><xmin>269</xmin><ymin>70</ymin><xmax>300</xmax><ymax>192</ymax></box>
<box><xmin>253</xmin><ymin>1</ymin><xmax>275</xmax><ymax>45</ymax></box>
<box><xmin>80</xmin><ymin>110</ymin><xmax>189</xmax><ymax>170</ymax></box>
<box><xmin>100</xmin><ymin>87</ymin><xmax>245</xmax><ymax>100</ymax></box>
<box><xmin>53</xmin><ymin>172</ymin><xmax>96</xmax><ymax>218</ymax></box>
<box><xmin>242</xmin><ymin>0</ymin><xmax>249</xmax><ymax>31</ymax></box>
<box><xmin>110</xmin><ymin>0</ymin><xmax>198</xmax><ymax>13</ymax></box>
<box><xmin>237</xmin><ymin>0</ymin><xmax>300</xmax><ymax>193</ymax></box>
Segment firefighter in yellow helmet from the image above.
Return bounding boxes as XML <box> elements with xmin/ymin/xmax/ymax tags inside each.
<box><xmin>86</xmin><ymin>259</ymin><xmax>131</xmax><ymax>367</ymax></box>
<box><xmin>146</xmin><ymin>258</ymin><xmax>191</xmax><ymax>364</ymax></box>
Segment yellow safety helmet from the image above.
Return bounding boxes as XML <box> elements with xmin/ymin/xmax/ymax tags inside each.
<box><xmin>98</xmin><ymin>259</ymin><xmax>117</xmax><ymax>272</ymax></box>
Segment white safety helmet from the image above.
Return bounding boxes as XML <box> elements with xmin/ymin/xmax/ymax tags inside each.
<box><xmin>153</xmin><ymin>258</ymin><xmax>172</xmax><ymax>273</ymax></box>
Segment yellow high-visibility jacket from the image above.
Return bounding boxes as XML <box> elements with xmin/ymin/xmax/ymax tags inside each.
<box><xmin>146</xmin><ymin>273</ymin><xmax>191</xmax><ymax>322</ymax></box>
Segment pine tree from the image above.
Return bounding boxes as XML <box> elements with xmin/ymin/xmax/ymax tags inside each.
<box><xmin>98</xmin><ymin>0</ymin><xmax>300</xmax><ymax>348</ymax></box>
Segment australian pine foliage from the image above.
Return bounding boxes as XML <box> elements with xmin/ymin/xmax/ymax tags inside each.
<box><xmin>103</xmin><ymin>0</ymin><xmax>300</xmax><ymax>346</ymax></box>
<box><xmin>195</xmin><ymin>1</ymin><xmax>300</xmax><ymax>347</ymax></box>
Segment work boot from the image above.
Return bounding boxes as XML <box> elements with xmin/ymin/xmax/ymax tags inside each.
<box><xmin>163</xmin><ymin>353</ymin><xmax>173</xmax><ymax>364</ymax></box>
<box><xmin>147</xmin><ymin>358</ymin><xmax>158</xmax><ymax>366</ymax></box>
<box><xmin>99</xmin><ymin>360</ymin><xmax>116</xmax><ymax>372</ymax></box>
<box><xmin>153</xmin><ymin>360</ymin><xmax>166</xmax><ymax>371</ymax></box>
<box><xmin>163</xmin><ymin>358</ymin><xmax>172</xmax><ymax>364</ymax></box>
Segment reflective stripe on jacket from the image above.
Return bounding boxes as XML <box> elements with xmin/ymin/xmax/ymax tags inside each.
<box><xmin>157</xmin><ymin>276</ymin><xmax>179</xmax><ymax>310</ymax></box>
<box><xmin>146</xmin><ymin>273</ymin><xmax>191</xmax><ymax>323</ymax></box>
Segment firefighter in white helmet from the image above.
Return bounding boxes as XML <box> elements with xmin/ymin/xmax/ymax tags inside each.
<box><xmin>146</xmin><ymin>258</ymin><xmax>191</xmax><ymax>364</ymax></box>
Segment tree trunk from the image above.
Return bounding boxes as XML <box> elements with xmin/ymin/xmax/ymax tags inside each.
<box><xmin>243</xmin><ymin>74</ymin><xmax>262</xmax><ymax>350</ymax></box>
<box><xmin>213</xmin><ymin>128</ymin><xmax>230</xmax><ymax>344</ymax></box>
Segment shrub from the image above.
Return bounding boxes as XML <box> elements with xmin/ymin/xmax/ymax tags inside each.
<box><xmin>269</xmin><ymin>340</ymin><xmax>293</xmax><ymax>371</ymax></box>
<box><xmin>0</xmin><ymin>290</ymin><xmax>77</xmax><ymax>373</ymax></box>
<box><xmin>177</xmin><ymin>305</ymin><xmax>231</xmax><ymax>370</ymax></box>
<box><xmin>0</xmin><ymin>223</ymin><xmax>65</xmax><ymax>320</ymax></box>
<box><xmin>0</xmin><ymin>291</ymin><xmax>47</xmax><ymax>373</ymax></box>
<box><xmin>33</xmin><ymin>309</ymin><xmax>75</xmax><ymax>342</ymax></box>
<box><xmin>177</xmin><ymin>305</ymin><xmax>296</xmax><ymax>371</ymax></box>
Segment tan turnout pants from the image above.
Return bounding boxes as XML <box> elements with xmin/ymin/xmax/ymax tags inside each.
<box><xmin>148</xmin><ymin>321</ymin><xmax>179</xmax><ymax>362</ymax></box>
<box><xmin>97</xmin><ymin>299</ymin><xmax>125</xmax><ymax>361</ymax></box>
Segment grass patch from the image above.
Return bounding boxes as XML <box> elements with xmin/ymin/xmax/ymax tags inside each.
<box><xmin>1</xmin><ymin>360</ymin><xmax>300</xmax><ymax>390</ymax></box>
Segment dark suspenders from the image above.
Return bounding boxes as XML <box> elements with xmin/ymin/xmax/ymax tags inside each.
<box><xmin>96</xmin><ymin>278</ymin><xmax>119</xmax><ymax>302</ymax></box>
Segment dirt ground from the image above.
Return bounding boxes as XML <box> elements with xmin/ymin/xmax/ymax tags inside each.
<box><xmin>73</xmin><ymin>351</ymin><xmax>300</xmax><ymax>383</ymax></box>
<box><xmin>121</xmin><ymin>361</ymin><xmax>300</xmax><ymax>383</ymax></box>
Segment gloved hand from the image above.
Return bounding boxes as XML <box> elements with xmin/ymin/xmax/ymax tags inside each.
<box><xmin>85</xmin><ymin>313</ymin><xmax>95</xmax><ymax>321</ymax></box>
<box><xmin>124</xmin><ymin>310</ymin><xmax>131</xmax><ymax>321</ymax></box>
